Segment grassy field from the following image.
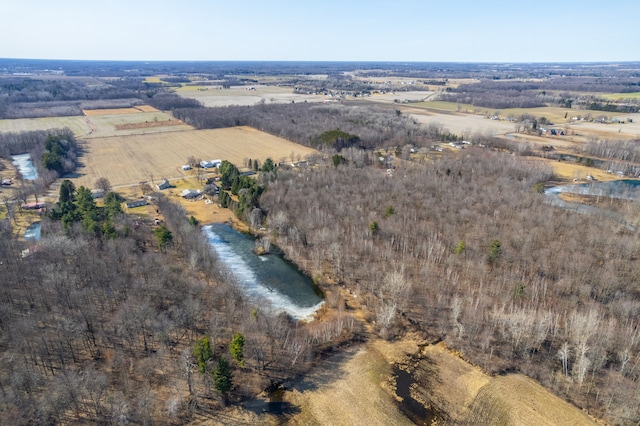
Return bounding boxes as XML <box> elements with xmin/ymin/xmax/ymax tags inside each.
<box><xmin>412</xmin><ymin>101</ymin><xmax>627</xmax><ymax>124</ymax></box>
<box><xmin>415</xmin><ymin>343</ymin><xmax>598</xmax><ymax>425</ymax></box>
<box><xmin>412</xmin><ymin>100</ymin><xmax>478</xmax><ymax>113</ymax></box>
<box><xmin>0</xmin><ymin>116</ymin><xmax>91</xmax><ymax>135</ymax></box>
<box><xmin>83</xmin><ymin>111</ymin><xmax>192</xmax><ymax>138</ymax></box>
<box><xmin>0</xmin><ymin>105</ymin><xmax>168</xmax><ymax>137</ymax></box>
<box><xmin>69</xmin><ymin>126</ymin><xmax>319</xmax><ymax>189</ymax></box>
<box><xmin>600</xmin><ymin>92</ymin><xmax>640</xmax><ymax>101</ymax></box>
<box><xmin>83</xmin><ymin>106</ymin><xmax>158</xmax><ymax>116</ymax></box>
<box><xmin>176</xmin><ymin>84</ymin><xmax>329</xmax><ymax>107</ymax></box>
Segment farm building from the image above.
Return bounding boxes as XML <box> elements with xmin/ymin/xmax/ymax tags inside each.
<box><xmin>157</xmin><ymin>179</ymin><xmax>170</xmax><ymax>190</ymax></box>
<box><xmin>125</xmin><ymin>199</ymin><xmax>148</xmax><ymax>209</ymax></box>
<box><xmin>181</xmin><ymin>189</ymin><xmax>201</xmax><ymax>199</ymax></box>
<box><xmin>201</xmin><ymin>159</ymin><xmax>222</xmax><ymax>169</ymax></box>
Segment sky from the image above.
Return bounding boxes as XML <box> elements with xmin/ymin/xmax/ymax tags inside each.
<box><xmin>1</xmin><ymin>0</ymin><xmax>639</xmax><ymax>63</ymax></box>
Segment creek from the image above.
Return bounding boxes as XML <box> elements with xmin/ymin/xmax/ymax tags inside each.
<box><xmin>393</xmin><ymin>366</ymin><xmax>441</xmax><ymax>425</ymax></box>
<box><xmin>11</xmin><ymin>153</ymin><xmax>38</xmax><ymax>180</ymax></box>
<box><xmin>545</xmin><ymin>179</ymin><xmax>640</xmax><ymax>228</ymax></box>
<box><xmin>203</xmin><ymin>223</ymin><xmax>324</xmax><ymax>320</ymax></box>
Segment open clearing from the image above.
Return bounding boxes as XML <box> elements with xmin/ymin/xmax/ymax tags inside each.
<box><xmin>176</xmin><ymin>85</ymin><xmax>332</xmax><ymax>107</ymax></box>
<box><xmin>70</xmin><ymin>126</ymin><xmax>319</xmax><ymax>188</ymax></box>
<box><xmin>83</xmin><ymin>105</ymin><xmax>159</xmax><ymax>116</ymax></box>
<box><xmin>83</xmin><ymin>111</ymin><xmax>192</xmax><ymax>138</ymax></box>
<box><xmin>0</xmin><ymin>105</ymin><xmax>183</xmax><ymax>138</ymax></box>
<box><xmin>389</xmin><ymin>104</ymin><xmax>640</xmax><ymax>148</ymax></box>
<box><xmin>0</xmin><ymin>116</ymin><xmax>91</xmax><ymax>135</ymax></box>
<box><xmin>283</xmin><ymin>338</ymin><xmax>418</xmax><ymax>426</ymax></box>
<box><xmin>416</xmin><ymin>343</ymin><xmax>597</xmax><ymax>425</ymax></box>
<box><xmin>278</xmin><ymin>335</ymin><xmax>597</xmax><ymax>426</ymax></box>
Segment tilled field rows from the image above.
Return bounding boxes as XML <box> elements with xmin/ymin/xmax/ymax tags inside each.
<box><xmin>72</xmin><ymin>126</ymin><xmax>319</xmax><ymax>188</ymax></box>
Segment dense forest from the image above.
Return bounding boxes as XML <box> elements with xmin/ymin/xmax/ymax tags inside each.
<box><xmin>173</xmin><ymin>103</ymin><xmax>428</xmax><ymax>150</ymax></box>
<box><xmin>259</xmin><ymin>149</ymin><xmax>640</xmax><ymax>424</ymax></box>
<box><xmin>0</xmin><ymin>182</ymin><xmax>360</xmax><ymax>424</ymax></box>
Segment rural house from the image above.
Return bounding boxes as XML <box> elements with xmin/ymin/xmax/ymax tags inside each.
<box><xmin>157</xmin><ymin>179</ymin><xmax>170</xmax><ymax>190</ymax></box>
<box><xmin>180</xmin><ymin>189</ymin><xmax>201</xmax><ymax>199</ymax></box>
<box><xmin>125</xmin><ymin>199</ymin><xmax>148</xmax><ymax>209</ymax></box>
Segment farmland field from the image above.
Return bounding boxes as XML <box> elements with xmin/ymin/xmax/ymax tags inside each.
<box><xmin>70</xmin><ymin>126</ymin><xmax>319</xmax><ymax>188</ymax></box>
<box><xmin>392</xmin><ymin>102</ymin><xmax>640</xmax><ymax>147</ymax></box>
<box><xmin>83</xmin><ymin>111</ymin><xmax>192</xmax><ymax>138</ymax></box>
<box><xmin>176</xmin><ymin>84</ymin><xmax>330</xmax><ymax>107</ymax></box>
<box><xmin>83</xmin><ymin>106</ymin><xmax>159</xmax><ymax>116</ymax></box>
<box><xmin>0</xmin><ymin>116</ymin><xmax>91</xmax><ymax>135</ymax></box>
<box><xmin>600</xmin><ymin>92</ymin><xmax>640</xmax><ymax>101</ymax></box>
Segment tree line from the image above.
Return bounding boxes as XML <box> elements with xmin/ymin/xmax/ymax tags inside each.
<box><xmin>172</xmin><ymin>102</ymin><xmax>428</xmax><ymax>151</ymax></box>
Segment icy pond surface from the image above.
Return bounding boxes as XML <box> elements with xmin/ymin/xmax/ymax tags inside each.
<box><xmin>11</xmin><ymin>153</ymin><xmax>38</xmax><ymax>180</ymax></box>
<box><xmin>203</xmin><ymin>223</ymin><xmax>323</xmax><ymax>320</ymax></box>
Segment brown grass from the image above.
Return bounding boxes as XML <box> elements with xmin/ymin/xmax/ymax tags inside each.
<box><xmin>417</xmin><ymin>343</ymin><xmax>598</xmax><ymax>425</ymax></box>
<box><xmin>83</xmin><ymin>108</ymin><xmax>143</xmax><ymax>116</ymax></box>
<box><xmin>115</xmin><ymin>119</ymin><xmax>186</xmax><ymax>131</ymax></box>
<box><xmin>135</xmin><ymin>105</ymin><xmax>159</xmax><ymax>112</ymax></box>
<box><xmin>82</xmin><ymin>111</ymin><xmax>192</xmax><ymax>138</ymax></box>
<box><xmin>70</xmin><ymin>127</ymin><xmax>319</xmax><ymax>189</ymax></box>
<box><xmin>284</xmin><ymin>342</ymin><xmax>414</xmax><ymax>426</ymax></box>
<box><xmin>0</xmin><ymin>116</ymin><xmax>91</xmax><ymax>135</ymax></box>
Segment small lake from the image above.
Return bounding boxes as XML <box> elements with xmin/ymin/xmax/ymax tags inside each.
<box><xmin>203</xmin><ymin>223</ymin><xmax>323</xmax><ymax>320</ymax></box>
<box><xmin>11</xmin><ymin>153</ymin><xmax>38</xmax><ymax>180</ymax></box>
<box><xmin>24</xmin><ymin>222</ymin><xmax>41</xmax><ymax>241</ymax></box>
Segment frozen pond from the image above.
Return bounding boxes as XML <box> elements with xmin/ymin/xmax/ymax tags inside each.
<box><xmin>203</xmin><ymin>223</ymin><xmax>323</xmax><ymax>320</ymax></box>
<box><xmin>24</xmin><ymin>222</ymin><xmax>41</xmax><ymax>241</ymax></box>
<box><xmin>545</xmin><ymin>179</ymin><xmax>640</xmax><ymax>229</ymax></box>
<box><xmin>11</xmin><ymin>153</ymin><xmax>38</xmax><ymax>180</ymax></box>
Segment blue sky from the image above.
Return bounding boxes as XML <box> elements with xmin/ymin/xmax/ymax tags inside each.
<box><xmin>1</xmin><ymin>0</ymin><xmax>638</xmax><ymax>62</ymax></box>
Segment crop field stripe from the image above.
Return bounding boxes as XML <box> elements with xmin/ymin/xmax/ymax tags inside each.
<box><xmin>70</xmin><ymin>127</ymin><xmax>319</xmax><ymax>188</ymax></box>
<box><xmin>83</xmin><ymin>108</ymin><xmax>144</xmax><ymax>116</ymax></box>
